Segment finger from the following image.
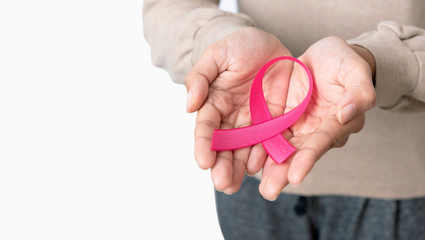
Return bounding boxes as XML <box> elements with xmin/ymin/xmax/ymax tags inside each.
<box><xmin>211</xmin><ymin>150</ymin><xmax>233</xmax><ymax>191</ymax></box>
<box><xmin>194</xmin><ymin>103</ymin><xmax>221</xmax><ymax>169</ymax></box>
<box><xmin>259</xmin><ymin>156</ymin><xmax>292</xmax><ymax>201</ymax></box>
<box><xmin>185</xmin><ymin>44</ymin><xmax>227</xmax><ymax>113</ymax></box>
<box><xmin>246</xmin><ymin>143</ymin><xmax>267</xmax><ymax>176</ymax></box>
<box><xmin>337</xmin><ymin>66</ymin><xmax>376</xmax><ymax>124</ymax></box>
<box><xmin>223</xmin><ymin>120</ymin><xmax>252</xmax><ymax>194</ymax></box>
<box><xmin>223</xmin><ymin>146</ymin><xmax>251</xmax><ymax>194</ymax></box>
<box><xmin>288</xmin><ymin>114</ymin><xmax>365</xmax><ymax>185</ymax></box>
<box><xmin>335</xmin><ymin>136</ymin><xmax>350</xmax><ymax>148</ymax></box>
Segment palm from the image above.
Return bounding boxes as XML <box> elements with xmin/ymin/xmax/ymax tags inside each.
<box><xmin>286</xmin><ymin>56</ymin><xmax>346</xmax><ymax>135</ymax></box>
<box><xmin>207</xmin><ymin>55</ymin><xmax>291</xmax><ymax>132</ymax></box>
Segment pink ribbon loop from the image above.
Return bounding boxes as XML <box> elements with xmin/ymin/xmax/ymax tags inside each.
<box><xmin>211</xmin><ymin>56</ymin><xmax>313</xmax><ymax>164</ymax></box>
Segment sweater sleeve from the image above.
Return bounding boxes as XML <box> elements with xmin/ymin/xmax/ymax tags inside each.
<box><xmin>348</xmin><ymin>21</ymin><xmax>425</xmax><ymax>112</ymax></box>
<box><xmin>143</xmin><ymin>0</ymin><xmax>255</xmax><ymax>84</ymax></box>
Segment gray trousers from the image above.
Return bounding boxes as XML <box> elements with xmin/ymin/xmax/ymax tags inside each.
<box><xmin>215</xmin><ymin>176</ymin><xmax>425</xmax><ymax>240</ymax></box>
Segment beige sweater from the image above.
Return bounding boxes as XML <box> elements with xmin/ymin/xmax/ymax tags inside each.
<box><xmin>143</xmin><ymin>0</ymin><xmax>425</xmax><ymax>199</ymax></box>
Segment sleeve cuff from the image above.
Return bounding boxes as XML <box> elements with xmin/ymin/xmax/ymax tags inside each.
<box><xmin>169</xmin><ymin>9</ymin><xmax>254</xmax><ymax>84</ymax></box>
<box><xmin>192</xmin><ymin>14</ymin><xmax>255</xmax><ymax>65</ymax></box>
<box><xmin>348</xmin><ymin>21</ymin><xmax>419</xmax><ymax>108</ymax></box>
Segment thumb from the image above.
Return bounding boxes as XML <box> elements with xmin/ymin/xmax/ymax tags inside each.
<box><xmin>337</xmin><ymin>77</ymin><xmax>376</xmax><ymax>124</ymax></box>
<box><xmin>185</xmin><ymin>44</ymin><xmax>226</xmax><ymax>113</ymax></box>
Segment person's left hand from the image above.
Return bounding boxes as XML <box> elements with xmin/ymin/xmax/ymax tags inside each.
<box><xmin>250</xmin><ymin>37</ymin><xmax>376</xmax><ymax>201</ymax></box>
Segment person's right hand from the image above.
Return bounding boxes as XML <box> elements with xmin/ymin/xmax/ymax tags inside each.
<box><xmin>185</xmin><ymin>27</ymin><xmax>293</xmax><ymax>194</ymax></box>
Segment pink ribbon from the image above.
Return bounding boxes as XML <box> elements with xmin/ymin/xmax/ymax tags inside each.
<box><xmin>211</xmin><ymin>56</ymin><xmax>313</xmax><ymax>164</ymax></box>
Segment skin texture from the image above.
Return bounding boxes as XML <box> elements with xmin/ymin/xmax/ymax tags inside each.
<box><xmin>185</xmin><ymin>27</ymin><xmax>376</xmax><ymax>200</ymax></box>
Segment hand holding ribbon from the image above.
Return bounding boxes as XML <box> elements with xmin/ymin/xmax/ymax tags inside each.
<box><xmin>258</xmin><ymin>37</ymin><xmax>376</xmax><ymax>201</ymax></box>
<box><xmin>211</xmin><ymin>56</ymin><xmax>313</xmax><ymax>164</ymax></box>
<box><xmin>186</xmin><ymin>27</ymin><xmax>376</xmax><ymax>201</ymax></box>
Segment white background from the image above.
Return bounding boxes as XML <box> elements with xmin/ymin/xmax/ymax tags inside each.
<box><xmin>0</xmin><ymin>0</ymin><xmax>236</xmax><ymax>239</ymax></box>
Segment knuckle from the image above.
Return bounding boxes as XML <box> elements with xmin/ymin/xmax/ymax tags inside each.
<box><xmin>206</xmin><ymin>41</ymin><xmax>220</xmax><ymax>54</ymax></box>
<box><xmin>206</xmin><ymin>41</ymin><xmax>224</xmax><ymax>59</ymax></box>
<box><xmin>353</xmin><ymin>114</ymin><xmax>366</xmax><ymax>133</ymax></box>
<box><xmin>323</xmin><ymin>36</ymin><xmax>346</xmax><ymax>45</ymax></box>
<box><xmin>335</xmin><ymin>137</ymin><xmax>350</xmax><ymax>148</ymax></box>
<box><xmin>318</xmin><ymin>130</ymin><xmax>338</xmax><ymax>149</ymax></box>
<box><xmin>300</xmin><ymin>147</ymin><xmax>320</xmax><ymax>157</ymax></box>
<box><xmin>360</xmin><ymin>86</ymin><xmax>376</xmax><ymax>110</ymax></box>
<box><xmin>365</xmin><ymin>90</ymin><xmax>376</xmax><ymax>109</ymax></box>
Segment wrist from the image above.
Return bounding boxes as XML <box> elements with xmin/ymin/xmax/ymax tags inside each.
<box><xmin>350</xmin><ymin>44</ymin><xmax>376</xmax><ymax>85</ymax></box>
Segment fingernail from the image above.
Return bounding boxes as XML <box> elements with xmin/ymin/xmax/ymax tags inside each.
<box><xmin>341</xmin><ymin>103</ymin><xmax>357</xmax><ymax>124</ymax></box>
<box><xmin>290</xmin><ymin>183</ymin><xmax>300</xmax><ymax>188</ymax></box>
<box><xmin>223</xmin><ymin>189</ymin><xmax>233</xmax><ymax>195</ymax></box>
<box><xmin>265</xmin><ymin>195</ymin><xmax>278</xmax><ymax>202</ymax></box>
<box><xmin>186</xmin><ymin>90</ymin><xmax>192</xmax><ymax>110</ymax></box>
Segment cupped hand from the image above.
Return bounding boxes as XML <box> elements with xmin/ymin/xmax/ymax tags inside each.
<box><xmin>185</xmin><ymin>27</ymin><xmax>293</xmax><ymax>194</ymax></box>
<box><xmin>258</xmin><ymin>36</ymin><xmax>376</xmax><ymax>200</ymax></box>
